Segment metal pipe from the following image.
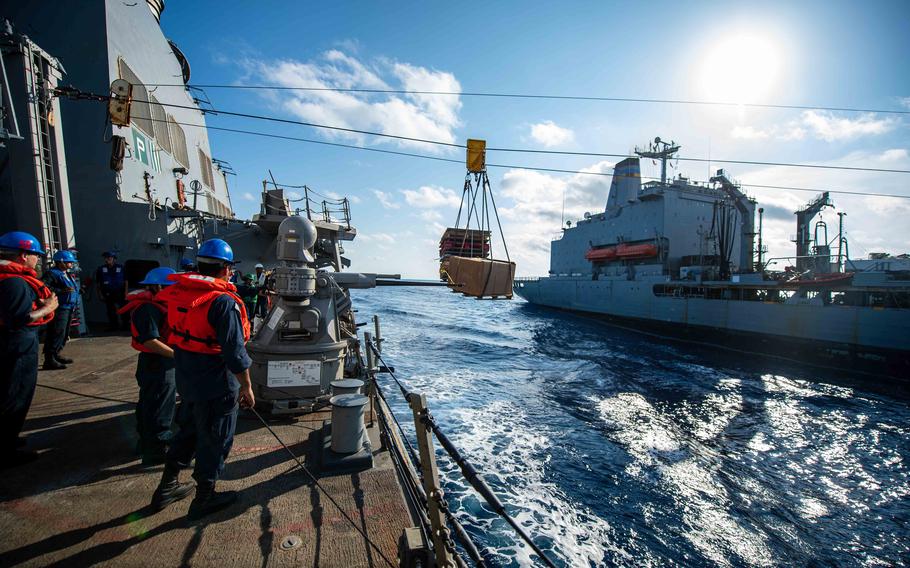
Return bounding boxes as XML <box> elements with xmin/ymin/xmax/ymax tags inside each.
<box><xmin>838</xmin><ymin>212</ymin><xmax>847</xmax><ymax>272</ymax></box>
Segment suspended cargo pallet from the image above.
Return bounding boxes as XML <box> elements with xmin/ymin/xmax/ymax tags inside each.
<box><xmin>441</xmin><ymin>256</ymin><xmax>515</xmax><ymax>299</ymax></box>
<box><xmin>438</xmin><ymin>228</ymin><xmax>491</xmax><ymax>256</ymax></box>
<box><xmin>437</xmin><ymin>139</ymin><xmax>516</xmax><ymax>299</ymax></box>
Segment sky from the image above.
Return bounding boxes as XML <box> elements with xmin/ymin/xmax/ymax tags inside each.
<box><xmin>161</xmin><ymin>0</ymin><xmax>910</xmax><ymax>278</ymax></box>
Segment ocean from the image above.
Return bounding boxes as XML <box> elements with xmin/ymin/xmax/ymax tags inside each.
<box><xmin>351</xmin><ymin>286</ymin><xmax>910</xmax><ymax>567</ymax></box>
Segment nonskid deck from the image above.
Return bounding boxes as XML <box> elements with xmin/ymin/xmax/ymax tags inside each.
<box><xmin>0</xmin><ymin>336</ymin><xmax>411</xmax><ymax>567</ymax></box>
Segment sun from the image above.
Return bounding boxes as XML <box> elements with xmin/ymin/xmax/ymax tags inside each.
<box><xmin>698</xmin><ymin>33</ymin><xmax>781</xmax><ymax>105</ymax></box>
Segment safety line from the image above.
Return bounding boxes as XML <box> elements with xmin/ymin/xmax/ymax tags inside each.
<box><xmin>247</xmin><ymin>406</ymin><xmax>397</xmax><ymax>568</ymax></box>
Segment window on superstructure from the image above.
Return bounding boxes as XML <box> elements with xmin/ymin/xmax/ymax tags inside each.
<box><xmin>167</xmin><ymin>115</ymin><xmax>189</xmax><ymax>168</ymax></box>
<box><xmin>117</xmin><ymin>59</ymin><xmax>153</xmax><ymax>136</ymax></box>
<box><xmin>198</xmin><ymin>148</ymin><xmax>214</xmax><ymax>190</ymax></box>
<box><xmin>149</xmin><ymin>95</ymin><xmax>171</xmax><ymax>154</ymax></box>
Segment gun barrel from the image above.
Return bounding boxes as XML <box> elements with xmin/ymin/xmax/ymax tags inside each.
<box><xmin>376</xmin><ymin>279</ymin><xmax>451</xmax><ymax>287</ymax></box>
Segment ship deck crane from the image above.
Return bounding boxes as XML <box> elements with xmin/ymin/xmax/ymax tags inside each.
<box><xmin>709</xmin><ymin>169</ymin><xmax>757</xmax><ymax>273</ymax></box>
<box><xmin>794</xmin><ymin>192</ymin><xmax>833</xmax><ymax>272</ymax></box>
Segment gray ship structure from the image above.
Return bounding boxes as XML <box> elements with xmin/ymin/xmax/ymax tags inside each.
<box><xmin>514</xmin><ymin>138</ymin><xmax>910</xmax><ymax>376</ymax></box>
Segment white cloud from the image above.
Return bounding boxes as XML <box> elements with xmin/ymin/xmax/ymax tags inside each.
<box><xmin>246</xmin><ymin>51</ymin><xmax>462</xmax><ymax>153</ymax></box>
<box><xmin>732</xmin><ymin>111</ymin><xmax>898</xmax><ymax>143</ymax></box>
<box><xmin>731</xmin><ymin>126</ymin><xmax>771</xmax><ymax>140</ymax></box>
<box><xmin>286</xmin><ymin>191</ymin><xmax>302</xmax><ymax>200</ymax></box>
<box><xmin>372</xmin><ymin>189</ymin><xmax>400</xmax><ymax>209</ymax></box>
<box><xmin>242</xmin><ymin>192</ymin><xmax>255</xmax><ymax>201</ymax></box>
<box><xmin>401</xmin><ymin>185</ymin><xmax>461</xmax><ymax>208</ymax></box>
<box><xmin>419</xmin><ymin>210</ymin><xmax>443</xmax><ymax>222</ymax></box>
<box><xmin>800</xmin><ymin>110</ymin><xmax>897</xmax><ymax>141</ymax></box>
<box><xmin>898</xmin><ymin>96</ymin><xmax>910</xmax><ymax>109</ymax></box>
<box><xmin>529</xmin><ymin>120</ymin><xmax>575</xmax><ymax>147</ymax></box>
<box><xmin>358</xmin><ymin>232</ymin><xmax>395</xmax><ymax>244</ymax></box>
<box><xmin>349</xmin><ymin>195</ymin><xmax>362</xmax><ymax>204</ymax></box>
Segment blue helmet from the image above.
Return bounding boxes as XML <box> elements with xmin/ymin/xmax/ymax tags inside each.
<box><xmin>102</xmin><ymin>250</ymin><xmax>118</xmax><ymax>258</ymax></box>
<box><xmin>139</xmin><ymin>267</ymin><xmax>176</xmax><ymax>286</ymax></box>
<box><xmin>0</xmin><ymin>231</ymin><xmax>45</xmax><ymax>254</ymax></box>
<box><xmin>179</xmin><ymin>258</ymin><xmax>195</xmax><ymax>269</ymax></box>
<box><xmin>53</xmin><ymin>250</ymin><xmax>77</xmax><ymax>263</ymax></box>
<box><xmin>197</xmin><ymin>238</ymin><xmax>234</xmax><ymax>264</ymax></box>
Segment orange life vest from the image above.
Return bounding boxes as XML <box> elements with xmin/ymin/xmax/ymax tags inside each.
<box><xmin>157</xmin><ymin>273</ymin><xmax>250</xmax><ymax>354</ymax></box>
<box><xmin>0</xmin><ymin>260</ymin><xmax>55</xmax><ymax>327</ymax></box>
<box><xmin>118</xmin><ymin>289</ymin><xmax>169</xmax><ymax>353</ymax></box>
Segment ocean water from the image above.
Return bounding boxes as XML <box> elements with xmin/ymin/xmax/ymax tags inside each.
<box><xmin>351</xmin><ymin>287</ymin><xmax>910</xmax><ymax>567</ymax></box>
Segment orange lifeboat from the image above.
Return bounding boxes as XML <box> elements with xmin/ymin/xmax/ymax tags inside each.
<box><xmin>615</xmin><ymin>243</ymin><xmax>658</xmax><ymax>259</ymax></box>
<box><xmin>585</xmin><ymin>247</ymin><xmax>617</xmax><ymax>262</ymax></box>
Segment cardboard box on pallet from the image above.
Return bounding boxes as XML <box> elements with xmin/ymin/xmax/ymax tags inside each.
<box><xmin>442</xmin><ymin>256</ymin><xmax>515</xmax><ymax>298</ymax></box>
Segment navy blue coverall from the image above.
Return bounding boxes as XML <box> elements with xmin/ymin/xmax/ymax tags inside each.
<box><xmin>132</xmin><ymin>303</ymin><xmax>176</xmax><ymax>457</ymax></box>
<box><xmin>43</xmin><ymin>267</ymin><xmax>79</xmax><ymax>360</ymax></box>
<box><xmin>96</xmin><ymin>263</ymin><xmax>126</xmax><ymax>330</ymax></box>
<box><xmin>166</xmin><ymin>295</ymin><xmax>251</xmax><ymax>484</ymax></box>
<box><xmin>0</xmin><ymin>278</ymin><xmax>40</xmax><ymax>452</ymax></box>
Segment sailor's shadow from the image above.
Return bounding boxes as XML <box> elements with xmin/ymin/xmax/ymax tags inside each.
<box><xmin>0</xmin><ymin>505</ymin><xmax>158</xmax><ymax>566</ymax></box>
<box><xmin>5</xmin><ymin>419</ymin><xmax>377</xmax><ymax>566</ymax></box>
<box><xmin>0</xmin><ymin>413</ymin><xmax>144</xmax><ymax>503</ymax></box>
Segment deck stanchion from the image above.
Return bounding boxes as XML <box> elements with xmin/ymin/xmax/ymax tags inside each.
<box><xmin>365</xmin><ymin>333</ymin><xmax>375</xmax><ymax>427</ymax></box>
<box><xmin>410</xmin><ymin>393</ymin><xmax>455</xmax><ymax>568</ymax></box>
<box><xmin>373</xmin><ymin>315</ymin><xmax>383</xmax><ymax>353</ymax></box>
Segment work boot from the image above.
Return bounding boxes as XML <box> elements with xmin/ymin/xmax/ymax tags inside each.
<box><xmin>54</xmin><ymin>353</ymin><xmax>74</xmax><ymax>364</ymax></box>
<box><xmin>187</xmin><ymin>482</ymin><xmax>238</xmax><ymax>521</ymax></box>
<box><xmin>150</xmin><ymin>464</ymin><xmax>194</xmax><ymax>511</ymax></box>
<box><xmin>43</xmin><ymin>357</ymin><xmax>67</xmax><ymax>370</ymax></box>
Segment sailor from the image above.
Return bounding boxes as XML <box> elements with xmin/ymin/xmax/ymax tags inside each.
<box><xmin>0</xmin><ymin>231</ymin><xmax>58</xmax><ymax>467</ymax></box>
<box><xmin>67</xmin><ymin>249</ymin><xmax>90</xmax><ymax>337</ymax></box>
<box><xmin>253</xmin><ymin>263</ymin><xmax>269</xmax><ymax>320</ymax></box>
<box><xmin>150</xmin><ymin>238</ymin><xmax>254</xmax><ymax>518</ymax></box>
<box><xmin>96</xmin><ymin>251</ymin><xmax>127</xmax><ymax>331</ymax></box>
<box><xmin>42</xmin><ymin>250</ymin><xmax>80</xmax><ymax>370</ymax></box>
<box><xmin>118</xmin><ymin>267</ymin><xmax>177</xmax><ymax>465</ymax></box>
<box><xmin>235</xmin><ymin>273</ymin><xmax>258</xmax><ymax>331</ymax></box>
<box><xmin>179</xmin><ymin>258</ymin><xmax>195</xmax><ymax>272</ymax></box>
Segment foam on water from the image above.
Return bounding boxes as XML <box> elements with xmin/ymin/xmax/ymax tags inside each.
<box><xmin>353</xmin><ymin>288</ymin><xmax>910</xmax><ymax>566</ymax></box>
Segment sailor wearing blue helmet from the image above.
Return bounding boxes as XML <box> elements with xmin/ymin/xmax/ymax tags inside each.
<box><xmin>0</xmin><ymin>231</ymin><xmax>58</xmax><ymax>467</ymax></box>
<box><xmin>150</xmin><ymin>238</ymin><xmax>254</xmax><ymax>518</ymax></box>
<box><xmin>41</xmin><ymin>250</ymin><xmax>80</xmax><ymax>369</ymax></box>
<box><xmin>179</xmin><ymin>258</ymin><xmax>195</xmax><ymax>272</ymax></box>
<box><xmin>119</xmin><ymin>267</ymin><xmax>178</xmax><ymax>465</ymax></box>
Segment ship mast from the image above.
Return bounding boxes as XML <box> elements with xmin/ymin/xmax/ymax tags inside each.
<box><xmin>634</xmin><ymin>137</ymin><xmax>680</xmax><ymax>184</ymax></box>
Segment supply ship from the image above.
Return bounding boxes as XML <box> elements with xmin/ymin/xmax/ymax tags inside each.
<box><xmin>514</xmin><ymin>138</ymin><xmax>910</xmax><ymax>376</ymax></box>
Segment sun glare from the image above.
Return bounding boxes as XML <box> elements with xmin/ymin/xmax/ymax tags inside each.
<box><xmin>698</xmin><ymin>34</ymin><xmax>781</xmax><ymax>104</ymax></box>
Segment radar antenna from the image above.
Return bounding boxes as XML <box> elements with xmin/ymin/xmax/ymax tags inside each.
<box><xmin>634</xmin><ymin>137</ymin><xmax>681</xmax><ymax>185</ymax></box>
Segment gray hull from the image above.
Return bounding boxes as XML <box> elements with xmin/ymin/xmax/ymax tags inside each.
<box><xmin>515</xmin><ymin>277</ymin><xmax>910</xmax><ymax>368</ymax></box>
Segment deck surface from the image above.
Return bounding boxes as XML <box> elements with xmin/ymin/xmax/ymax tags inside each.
<box><xmin>0</xmin><ymin>336</ymin><xmax>411</xmax><ymax>567</ymax></box>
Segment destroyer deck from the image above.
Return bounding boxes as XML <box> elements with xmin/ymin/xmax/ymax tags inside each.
<box><xmin>0</xmin><ymin>336</ymin><xmax>411</xmax><ymax>567</ymax></box>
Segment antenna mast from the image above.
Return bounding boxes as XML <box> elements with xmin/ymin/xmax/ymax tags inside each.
<box><xmin>635</xmin><ymin>137</ymin><xmax>681</xmax><ymax>184</ymax></box>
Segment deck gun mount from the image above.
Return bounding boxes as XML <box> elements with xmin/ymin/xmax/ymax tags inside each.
<box><xmin>246</xmin><ymin>215</ymin><xmax>398</xmax><ymax>414</ymax></box>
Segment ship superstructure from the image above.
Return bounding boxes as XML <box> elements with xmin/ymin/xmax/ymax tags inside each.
<box><xmin>1</xmin><ymin>1</ymin><xmax>278</xmax><ymax>321</ymax></box>
<box><xmin>515</xmin><ymin>138</ymin><xmax>910</xmax><ymax>375</ymax></box>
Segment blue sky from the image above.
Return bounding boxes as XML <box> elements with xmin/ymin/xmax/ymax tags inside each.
<box><xmin>161</xmin><ymin>0</ymin><xmax>910</xmax><ymax>277</ymax></box>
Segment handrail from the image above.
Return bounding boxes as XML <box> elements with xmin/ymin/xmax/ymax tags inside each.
<box><xmin>366</xmin><ymin>340</ymin><xmax>559</xmax><ymax>568</ymax></box>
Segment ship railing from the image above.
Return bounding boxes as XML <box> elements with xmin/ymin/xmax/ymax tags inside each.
<box><xmin>363</xmin><ymin>328</ymin><xmax>559</xmax><ymax>568</ymax></box>
<box><xmin>283</xmin><ymin>186</ymin><xmax>352</xmax><ymax>228</ymax></box>
<box><xmin>763</xmin><ymin>253</ymin><xmax>860</xmax><ymax>273</ymax></box>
